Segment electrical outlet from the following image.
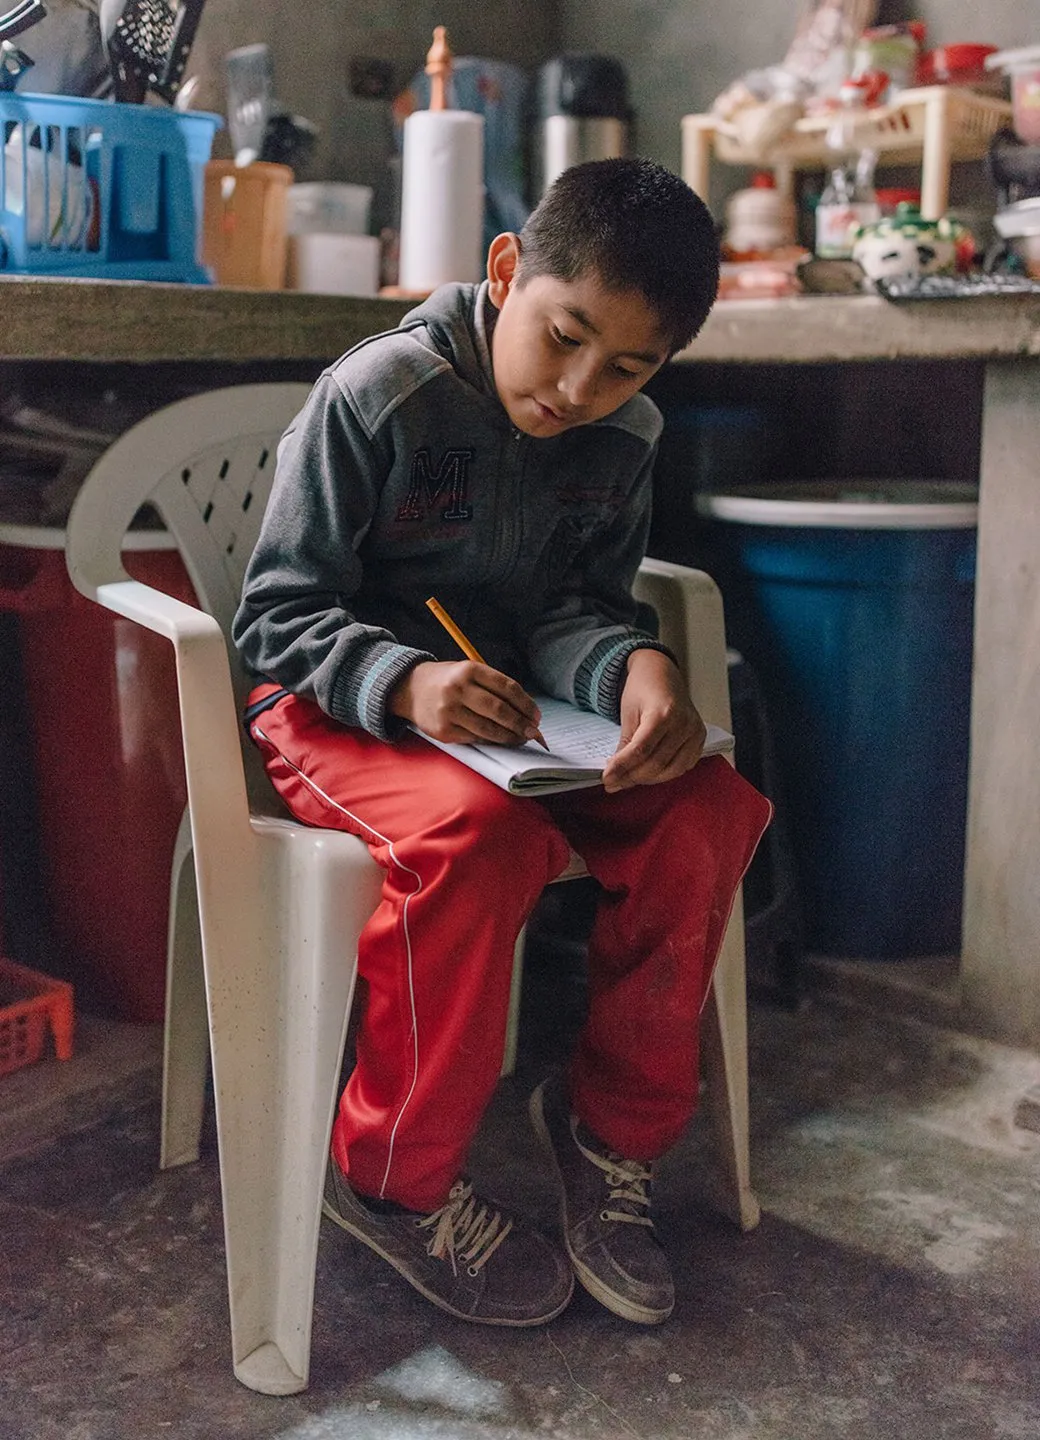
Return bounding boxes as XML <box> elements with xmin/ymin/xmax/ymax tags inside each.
<box><xmin>350</xmin><ymin>56</ymin><xmax>395</xmax><ymax>100</ymax></box>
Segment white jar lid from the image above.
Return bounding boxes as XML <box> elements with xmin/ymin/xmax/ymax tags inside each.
<box><xmin>985</xmin><ymin>45</ymin><xmax>1040</xmax><ymax>72</ymax></box>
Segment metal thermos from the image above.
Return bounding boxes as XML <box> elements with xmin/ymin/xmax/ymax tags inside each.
<box><xmin>532</xmin><ymin>54</ymin><xmax>630</xmax><ymax>199</ymax></box>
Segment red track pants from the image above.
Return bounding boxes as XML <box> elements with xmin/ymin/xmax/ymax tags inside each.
<box><xmin>248</xmin><ymin>685</ymin><xmax>772</xmax><ymax>1212</ymax></box>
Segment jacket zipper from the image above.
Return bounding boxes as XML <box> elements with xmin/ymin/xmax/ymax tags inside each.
<box><xmin>500</xmin><ymin>426</ymin><xmax>527</xmax><ymax>578</ymax></box>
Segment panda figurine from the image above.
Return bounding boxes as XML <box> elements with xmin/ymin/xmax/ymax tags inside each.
<box><xmin>852</xmin><ymin>205</ymin><xmax>969</xmax><ymax>286</ymax></box>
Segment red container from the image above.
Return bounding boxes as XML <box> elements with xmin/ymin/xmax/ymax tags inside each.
<box><xmin>0</xmin><ymin>521</ymin><xmax>194</xmax><ymax>1023</ymax></box>
<box><xmin>0</xmin><ymin>802</ymin><xmax>5</xmax><ymax>957</ymax></box>
<box><xmin>918</xmin><ymin>44</ymin><xmax>1002</xmax><ymax>92</ymax></box>
<box><xmin>0</xmin><ymin>956</ymin><xmax>74</xmax><ymax>1077</ymax></box>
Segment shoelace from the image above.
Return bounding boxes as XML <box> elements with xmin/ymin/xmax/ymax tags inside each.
<box><xmin>571</xmin><ymin>1117</ymin><xmax>654</xmax><ymax>1227</ymax></box>
<box><xmin>418</xmin><ymin>1180</ymin><xmax>514</xmax><ymax>1276</ymax></box>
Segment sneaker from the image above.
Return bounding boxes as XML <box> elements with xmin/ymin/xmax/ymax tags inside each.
<box><xmin>323</xmin><ymin>1162</ymin><xmax>574</xmax><ymax>1326</ymax></box>
<box><xmin>530</xmin><ymin>1075</ymin><xmax>674</xmax><ymax>1324</ymax></box>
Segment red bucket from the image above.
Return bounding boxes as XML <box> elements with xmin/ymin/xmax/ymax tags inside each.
<box><xmin>0</xmin><ymin>520</ymin><xmax>194</xmax><ymax>1023</ymax></box>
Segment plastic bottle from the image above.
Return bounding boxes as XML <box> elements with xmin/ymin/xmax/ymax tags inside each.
<box><xmin>814</xmin><ymin>78</ymin><xmax>881</xmax><ymax>259</ymax></box>
<box><xmin>723</xmin><ymin>172</ymin><xmax>798</xmax><ymax>256</ymax></box>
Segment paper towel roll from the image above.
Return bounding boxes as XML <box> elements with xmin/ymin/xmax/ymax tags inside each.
<box><xmin>399</xmin><ymin>109</ymin><xmax>485</xmax><ymax>292</ymax></box>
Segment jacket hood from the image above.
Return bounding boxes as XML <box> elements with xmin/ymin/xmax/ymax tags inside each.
<box><xmin>401</xmin><ymin>282</ymin><xmax>498</xmax><ymax>401</ymax></box>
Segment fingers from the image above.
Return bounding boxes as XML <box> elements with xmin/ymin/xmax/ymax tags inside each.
<box><xmin>445</xmin><ymin>706</ymin><xmax>533</xmax><ymax>745</ymax></box>
<box><xmin>463</xmin><ymin>664</ymin><xmax>542</xmax><ymax>743</ymax></box>
<box><xmin>473</xmin><ymin>666</ymin><xmax>543</xmax><ymax>729</ymax></box>
<box><xmin>602</xmin><ymin>716</ymin><xmax>706</xmax><ymax>792</ymax></box>
<box><xmin>435</xmin><ymin>662</ymin><xmax>543</xmax><ymax>745</ymax></box>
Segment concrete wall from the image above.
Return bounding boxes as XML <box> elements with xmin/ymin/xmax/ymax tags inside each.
<box><xmin>184</xmin><ymin>0</ymin><xmax>556</xmax><ymax>218</ymax></box>
<box><xmin>558</xmin><ymin>0</ymin><xmax>1037</xmax><ymax>217</ymax></box>
<box><xmin>181</xmin><ymin>1</ymin><xmax>1035</xmax><ymax>223</ymax></box>
<box><xmin>557</xmin><ymin>0</ymin><xmax>1037</xmax><ymax>195</ymax></box>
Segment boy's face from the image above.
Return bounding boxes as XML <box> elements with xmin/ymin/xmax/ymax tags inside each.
<box><xmin>486</xmin><ymin>233</ymin><xmax>669</xmax><ymax>438</ymax></box>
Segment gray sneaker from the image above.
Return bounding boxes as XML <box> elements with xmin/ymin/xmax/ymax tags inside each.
<box><xmin>530</xmin><ymin>1075</ymin><xmax>674</xmax><ymax>1324</ymax></box>
<box><xmin>323</xmin><ymin>1161</ymin><xmax>574</xmax><ymax>1326</ymax></box>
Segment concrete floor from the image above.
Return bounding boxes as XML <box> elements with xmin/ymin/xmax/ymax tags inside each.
<box><xmin>1</xmin><ymin>938</ymin><xmax>1039</xmax><ymax>1440</ymax></box>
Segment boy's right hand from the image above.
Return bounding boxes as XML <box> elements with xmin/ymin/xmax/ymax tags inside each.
<box><xmin>390</xmin><ymin>661</ymin><xmax>544</xmax><ymax>747</ymax></box>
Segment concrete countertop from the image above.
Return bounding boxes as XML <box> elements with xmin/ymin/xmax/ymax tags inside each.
<box><xmin>3</xmin><ymin>274</ymin><xmax>1040</xmax><ymax>365</ymax></box>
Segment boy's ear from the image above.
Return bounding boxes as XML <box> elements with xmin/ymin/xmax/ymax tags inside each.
<box><xmin>487</xmin><ymin>232</ymin><xmax>521</xmax><ymax>308</ymax></box>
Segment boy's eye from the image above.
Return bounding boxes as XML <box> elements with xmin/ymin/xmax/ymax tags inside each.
<box><xmin>549</xmin><ymin>323</ymin><xmax>640</xmax><ymax>381</ymax></box>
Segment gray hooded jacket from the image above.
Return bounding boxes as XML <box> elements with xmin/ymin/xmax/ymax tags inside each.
<box><xmin>233</xmin><ymin>281</ymin><xmax>671</xmax><ymax>741</ymax></box>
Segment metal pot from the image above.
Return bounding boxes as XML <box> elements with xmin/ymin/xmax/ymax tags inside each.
<box><xmin>531</xmin><ymin>54</ymin><xmax>630</xmax><ymax>200</ymax></box>
<box><xmin>532</xmin><ymin>115</ymin><xmax>628</xmax><ymax>198</ymax></box>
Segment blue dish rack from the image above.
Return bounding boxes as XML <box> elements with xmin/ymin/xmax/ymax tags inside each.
<box><xmin>1</xmin><ymin>93</ymin><xmax>221</xmax><ymax>282</ymax></box>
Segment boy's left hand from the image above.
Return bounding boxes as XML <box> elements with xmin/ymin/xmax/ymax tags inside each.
<box><xmin>601</xmin><ymin>649</ymin><xmax>707</xmax><ymax>793</ymax></box>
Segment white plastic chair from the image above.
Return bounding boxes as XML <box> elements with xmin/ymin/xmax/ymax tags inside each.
<box><xmin>65</xmin><ymin>383</ymin><xmax>759</xmax><ymax>1398</ymax></box>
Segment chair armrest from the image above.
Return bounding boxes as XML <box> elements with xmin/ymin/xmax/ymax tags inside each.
<box><xmin>95</xmin><ymin>577</ymin><xmax>224</xmax><ymax>644</ymax></box>
<box><xmin>634</xmin><ymin>558</ymin><xmax>732</xmax><ymax>731</ymax></box>
<box><xmin>90</xmin><ymin>578</ymin><xmax>253</xmax><ymax>845</ymax></box>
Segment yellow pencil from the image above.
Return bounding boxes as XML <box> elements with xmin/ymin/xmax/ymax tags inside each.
<box><xmin>425</xmin><ymin>596</ymin><xmax>549</xmax><ymax>751</ymax></box>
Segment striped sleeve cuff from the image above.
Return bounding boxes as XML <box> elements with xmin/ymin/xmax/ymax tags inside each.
<box><xmin>574</xmin><ymin>635</ymin><xmax>678</xmax><ymax>722</ymax></box>
<box><xmin>331</xmin><ymin>641</ymin><xmax>434</xmax><ymax>742</ymax></box>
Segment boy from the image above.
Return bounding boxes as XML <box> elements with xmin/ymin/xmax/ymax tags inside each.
<box><xmin>233</xmin><ymin>158</ymin><xmax>771</xmax><ymax>1329</ymax></box>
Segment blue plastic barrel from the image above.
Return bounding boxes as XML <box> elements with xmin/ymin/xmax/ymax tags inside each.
<box><xmin>697</xmin><ymin>481</ymin><xmax>977</xmax><ymax>959</ymax></box>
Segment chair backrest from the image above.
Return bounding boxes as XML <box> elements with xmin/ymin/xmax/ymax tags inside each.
<box><xmin>66</xmin><ymin>383</ymin><xmax>312</xmax><ymax>713</ymax></box>
<box><xmin>66</xmin><ymin>380</ymin><xmax>727</xmax><ymax>751</ymax></box>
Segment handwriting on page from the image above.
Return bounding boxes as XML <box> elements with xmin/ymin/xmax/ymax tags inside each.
<box><xmin>536</xmin><ymin>700</ymin><xmax>618</xmax><ymax>766</ymax></box>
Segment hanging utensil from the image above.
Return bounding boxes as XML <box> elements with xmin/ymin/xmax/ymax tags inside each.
<box><xmin>0</xmin><ymin>37</ymin><xmax>33</xmax><ymax>88</ymax></box>
<box><xmin>152</xmin><ymin>0</ymin><xmax>206</xmax><ymax>104</ymax></box>
<box><xmin>105</xmin><ymin>0</ymin><xmax>175</xmax><ymax>104</ymax></box>
<box><xmin>95</xmin><ymin>0</ymin><xmax>125</xmax><ymax>96</ymax></box>
<box><xmin>172</xmin><ymin>71</ymin><xmax>199</xmax><ymax>110</ymax></box>
<box><xmin>0</xmin><ymin>1</ymin><xmax>46</xmax><ymax>43</ymax></box>
<box><xmin>225</xmin><ymin>43</ymin><xmax>274</xmax><ymax>167</ymax></box>
<box><xmin>97</xmin><ymin>0</ymin><xmax>203</xmax><ymax>105</ymax></box>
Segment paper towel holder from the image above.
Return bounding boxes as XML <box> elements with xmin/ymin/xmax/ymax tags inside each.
<box><xmin>426</xmin><ymin>24</ymin><xmax>450</xmax><ymax>112</ymax></box>
<box><xmin>383</xmin><ymin>25</ymin><xmax>485</xmax><ymax>300</ymax></box>
<box><xmin>381</xmin><ymin>25</ymin><xmax>454</xmax><ymax>298</ymax></box>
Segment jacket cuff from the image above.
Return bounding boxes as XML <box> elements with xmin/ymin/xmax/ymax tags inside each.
<box><xmin>574</xmin><ymin>635</ymin><xmax>679</xmax><ymax>723</ymax></box>
<box><xmin>331</xmin><ymin>642</ymin><xmax>434</xmax><ymax>741</ymax></box>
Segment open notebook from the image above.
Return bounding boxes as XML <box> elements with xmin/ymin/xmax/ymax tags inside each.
<box><xmin>414</xmin><ymin>696</ymin><xmax>734</xmax><ymax>796</ymax></box>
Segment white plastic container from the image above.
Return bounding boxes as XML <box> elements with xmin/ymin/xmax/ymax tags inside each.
<box><xmin>723</xmin><ymin>173</ymin><xmax>797</xmax><ymax>254</ymax></box>
<box><xmin>286</xmin><ymin>232</ymin><xmax>380</xmax><ymax>295</ymax></box>
<box><xmin>986</xmin><ymin>45</ymin><xmax>1040</xmax><ymax>146</ymax></box>
<box><xmin>286</xmin><ymin>182</ymin><xmax>373</xmax><ymax>236</ymax></box>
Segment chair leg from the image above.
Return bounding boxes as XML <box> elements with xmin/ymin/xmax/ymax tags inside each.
<box><xmin>208</xmin><ymin>825</ymin><xmax>382</xmax><ymax>1395</ymax></box>
<box><xmin>160</xmin><ymin>812</ymin><xmax>210</xmax><ymax>1170</ymax></box>
<box><xmin>500</xmin><ymin>926</ymin><xmax>526</xmax><ymax>1077</ymax></box>
<box><xmin>701</xmin><ymin>892</ymin><xmax>761</xmax><ymax>1231</ymax></box>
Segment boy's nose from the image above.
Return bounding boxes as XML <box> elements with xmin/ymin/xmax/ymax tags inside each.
<box><xmin>559</xmin><ymin>360</ymin><xmax>598</xmax><ymax>410</ymax></box>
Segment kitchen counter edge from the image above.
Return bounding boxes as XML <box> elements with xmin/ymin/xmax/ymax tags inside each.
<box><xmin>2</xmin><ymin>275</ymin><xmax>1040</xmax><ymax>365</ymax></box>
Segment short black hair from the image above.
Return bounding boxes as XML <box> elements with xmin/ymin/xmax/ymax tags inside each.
<box><xmin>516</xmin><ymin>157</ymin><xmax>719</xmax><ymax>355</ymax></box>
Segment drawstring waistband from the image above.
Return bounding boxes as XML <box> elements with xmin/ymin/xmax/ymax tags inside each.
<box><xmin>242</xmin><ymin>685</ymin><xmax>289</xmax><ymax>732</ymax></box>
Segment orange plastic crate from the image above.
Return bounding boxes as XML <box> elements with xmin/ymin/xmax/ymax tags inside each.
<box><xmin>0</xmin><ymin>957</ymin><xmax>74</xmax><ymax>1078</ymax></box>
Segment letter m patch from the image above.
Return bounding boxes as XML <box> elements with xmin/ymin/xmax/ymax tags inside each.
<box><xmin>396</xmin><ymin>448</ymin><xmax>474</xmax><ymax>523</ymax></box>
